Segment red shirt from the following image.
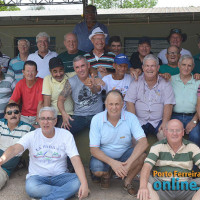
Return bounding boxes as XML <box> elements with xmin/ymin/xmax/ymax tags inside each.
<box><xmin>10</xmin><ymin>78</ymin><xmax>43</xmax><ymax>116</ymax></box>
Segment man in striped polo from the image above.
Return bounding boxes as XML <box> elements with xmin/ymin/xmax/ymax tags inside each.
<box><xmin>0</xmin><ymin>103</ymin><xmax>34</xmax><ymax>190</ymax></box>
<box><xmin>137</xmin><ymin>119</ymin><xmax>200</xmax><ymax>200</ymax></box>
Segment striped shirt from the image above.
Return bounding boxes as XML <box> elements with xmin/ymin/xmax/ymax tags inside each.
<box><xmin>0</xmin><ymin>73</ymin><xmax>17</xmax><ymax>116</ymax></box>
<box><xmin>7</xmin><ymin>54</ymin><xmax>25</xmax><ymax>82</ymax></box>
<box><xmin>0</xmin><ymin>51</ymin><xmax>10</xmax><ymax>73</ymax></box>
<box><xmin>145</xmin><ymin>138</ymin><xmax>200</xmax><ymax>181</ymax></box>
<box><xmin>0</xmin><ymin>118</ymin><xmax>34</xmax><ymax>151</ymax></box>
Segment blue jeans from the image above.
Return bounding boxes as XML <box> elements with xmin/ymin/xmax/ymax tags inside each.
<box><xmin>90</xmin><ymin>148</ymin><xmax>133</xmax><ymax>172</ymax></box>
<box><xmin>172</xmin><ymin>113</ymin><xmax>200</xmax><ymax>147</ymax></box>
<box><xmin>26</xmin><ymin>173</ymin><xmax>80</xmax><ymax>200</ymax></box>
<box><xmin>57</xmin><ymin>115</ymin><xmax>94</xmax><ymax>135</ymax></box>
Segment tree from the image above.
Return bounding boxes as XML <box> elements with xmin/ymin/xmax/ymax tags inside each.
<box><xmin>29</xmin><ymin>5</ymin><xmax>45</xmax><ymax>10</ymax></box>
<box><xmin>0</xmin><ymin>1</ymin><xmax>20</xmax><ymax>11</ymax></box>
<box><xmin>92</xmin><ymin>0</ymin><xmax>158</xmax><ymax>9</ymax></box>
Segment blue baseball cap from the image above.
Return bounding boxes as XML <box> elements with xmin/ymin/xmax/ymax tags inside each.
<box><xmin>114</xmin><ymin>53</ymin><xmax>131</xmax><ymax>68</ymax></box>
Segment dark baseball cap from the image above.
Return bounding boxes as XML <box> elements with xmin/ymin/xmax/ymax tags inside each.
<box><xmin>49</xmin><ymin>57</ymin><xmax>64</xmax><ymax>70</ymax></box>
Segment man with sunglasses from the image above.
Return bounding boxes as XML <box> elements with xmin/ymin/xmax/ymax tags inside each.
<box><xmin>0</xmin><ymin>103</ymin><xmax>34</xmax><ymax>190</ymax></box>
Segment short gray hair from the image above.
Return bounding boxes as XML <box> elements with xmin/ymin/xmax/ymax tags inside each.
<box><xmin>143</xmin><ymin>54</ymin><xmax>159</xmax><ymax>66</ymax></box>
<box><xmin>64</xmin><ymin>32</ymin><xmax>78</xmax><ymax>41</ymax></box>
<box><xmin>39</xmin><ymin>107</ymin><xmax>57</xmax><ymax>119</ymax></box>
<box><xmin>36</xmin><ymin>32</ymin><xmax>50</xmax><ymax>43</ymax></box>
<box><xmin>18</xmin><ymin>39</ymin><xmax>30</xmax><ymax>48</ymax></box>
<box><xmin>178</xmin><ymin>54</ymin><xmax>194</xmax><ymax>66</ymax></box>
<box><xmin>73</xmin><ymin>55</ymin><xmax>88</xmax><ymax>66</ymax></box>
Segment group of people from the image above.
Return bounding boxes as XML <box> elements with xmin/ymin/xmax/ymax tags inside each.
<box><xmin>1</xmin><ymin>4</ymin><xmax>200</xmax><ymax>200</ymax></box>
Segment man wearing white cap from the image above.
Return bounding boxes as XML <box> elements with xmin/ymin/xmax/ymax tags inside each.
<box><xmin>84</xmin><ymin>27</ymin><xmax>115</xmax><ymax>78</ymax></box>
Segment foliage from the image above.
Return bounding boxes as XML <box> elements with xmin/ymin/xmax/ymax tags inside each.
<box><xmin>0</xmin><ymin>1</ymin><xmax>20</xmax><ymax>11</ymax></box>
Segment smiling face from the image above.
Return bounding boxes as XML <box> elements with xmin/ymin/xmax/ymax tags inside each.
<box><xmin>5</xmin><ymin>106</ymin><xmax>21</xmax><ymax>126</ymax></box>
<box><xmin>138</xmin><ymin>43</ymin><xmax>151</xmax><ymax>58</ymax></box>
<box><xmin>64</xmin><ymin>33</ymin><xmax>78</xmax><ymax>54</ymax></box>
<box><xmin>169</xmin><ymin>33</ymin><xmax>182</xmax><ymax>48</ymax></box>
<box><xmin>142</xmin><ymin>59</ymin><xmax>159</xmax><ymax>80</ymax></box>
<box><xmin>113</xmin><ymin>63</ymin><xmax>127</xmax><ymax>78</ymax></box>
<box><xmin>178</xmin><ymin>58</ymin><xmax>194</xmax><ymax>76</ymax></box>
<box><xmin>85</xmin><ymin>6</ymin><xmax>97</xmax><ymax>24</ymax></box>
<box><xmin>73</xmin><ymin>58</ymin><xmax>89</xmax><ymax>80</ymax></box>
<box><xmin>91</xmin><ymin>34</ymin><xmax>105</xmax><ymax>51</ymax></box>
<box><xmin>37</xmin><ymin>36</ymin><xmax>49</xmax><ymax>54</ymax></box>
<box><xmin>23</xmin><ymin>64</ymin><xmax>37</xmax><ymax>81</ymax></box>
<box><xmin>110</xmin><ymin>41</ymin><xmax>121</xmax><ymax>55</ymax></box>
<box><xmin>50</xmin><ymin>66</ymin><xmax>65</xmax><ymax>82</ymax></box>
<box><xmin>166</xmin><ymin>46</ymin><xmax>180</xmax><ymax>66</ymax></box>
<box><xmin>18</xmin><ymin>40</ymin><xmax>29</xmax><ymax>55</ymax></box>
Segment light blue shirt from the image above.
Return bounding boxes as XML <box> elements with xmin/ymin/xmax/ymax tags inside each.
<box><xmin>89</xmin><ymin>110</ymin><xmax>145</xmax><ymax>159</ymax></box>
<box><xmin>171</xmin><ymin>74</ymin><xmax>200</xmax><ymax>113</ymax></box>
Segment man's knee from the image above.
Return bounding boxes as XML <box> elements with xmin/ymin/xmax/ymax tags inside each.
<box><xmin>0</xmin><ymin>168</ymin><xmax>8</xmax><ymax>190</ymax></box>
<box><xmin>92</xmin><ymin>171</ymin><xmax>105</xmax><ymax>177</ymax></box>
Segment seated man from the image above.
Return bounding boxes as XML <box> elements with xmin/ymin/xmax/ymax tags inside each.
<box><xmin>57</xmin><ymin>55</ymin><xmax>103</xmax><ymax>134</ymax></box>
<box><xmin>171</xmin><ymin>55</ymin><xmax>200</xmax><ymax>147</ymax></box>
<box><xmin>42</xmin><ymin>57</ymin><xmax>74</xmax><ymax>127</ymax></box>
<box><xmin>90</xmin><ymin>90</ymin><xmax>148</xmax><ymax>195</ymax></box>
<box><xmin>84</xmin><ymin>27</ymin><xmax>115</xmax><ymax>78</ymax></box>
<box><xmin>158</xmin><ymin>28</ymin><xmax>192</xmax><ymax>64</ymax></box>
<box><xmin>0</xmin><ymin>106</ymin><xmax>89</xmax><ymax>199</ymax></box>
<box><xmin>108</xmin><ymin>36</ymin><xmax>122</xmax><ymax>55</ymax></box>
<box><xmin>0</xmin><ymin>66</ymin><xmax>17</xmax><ymax>119</ymax></box>
<box><xmin>9</xmin><ymin>60</ymin><xmax>43</xmax><ymax>127</ymax></box>
<box><xmin>137</xmin><ymin>119</ymin><xmax>200</xmax><ymax>200</ymax></box>
<box><xmin>159</xmin><ymin>45</ymin><xmax>181</xmax><ymax>75</ymax></box>
<box><xmin>125</xmin><ymin>54</ymin><xmax>175</xmax><ymax>140</ymax></box>
<box><xmin>7</xmin><ymin>39</ymin><xmax>30</xmax><ymax>82</ymax></box>
<box><xmin>0</xmin><ymin>103</ymin><xmax>34</xmax><ymax>190</ymax></box>
<box><xmin>57</xmin><ymin>32</ymin><xmax>85</xmax><ymax>77</ymax></box>
<box><xmin>101</xmin><ymin>53</ymin><xmax>133</xmax><ymax>109</ymax></box>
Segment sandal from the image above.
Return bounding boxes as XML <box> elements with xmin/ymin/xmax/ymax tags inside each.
<box><xmin>123</xmin><ymin>183</ymin><xmax>137</xmax><ymax>196</ymax></box>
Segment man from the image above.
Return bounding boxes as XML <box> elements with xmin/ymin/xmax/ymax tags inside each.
<box><xmin>129</xmin><ymin>37</ymin><xmax>162</xmax><ymax>79</ymax></box>
<box><xmin>7</xmin><ymin>39</ymin><xmax>30</xmax><ymax>82</ymax></box>
<box><xmin>0</xmin><ymin>103</ymin><xmax>34</xmax><ymax>190</ymax></box>
<box><xmin>42</xmin><ymin>57</ymin><xmax>74</xmax><ymax>127</ymax></box>
<box><xmin>137</xmin><ymin>119</ymin><xmax>200</xmax><ymax>200</ymax></box>
<box><xmin>90</xmin><ymin>90</ymin><xmax>148</xmax><ymax>195</ymax></box>
<box><xmin>159</xmin><ymin>45</ymin><xmax>181</xmax><ymax>75</ymax></box>
<box><xmin>125</xmin><ymin>54</ymin><xmax>175</xmax><ymax>140</ymax></box>
<box><xmin>27</xmin><ymin>32</ymin><xmax>58</xmax><ymax>78</ymax></box>
<box><xmin>57</xmin><ymin>33</ymin><xmax>85</xmax><ymax>77</ymax></box>
<box><xmin>101</xmin><ymin>53</ymin><xmax>133</xmax><ymax>109</ymax></box>
<box><xmin>158</xmin><ymin>28</ymin><xmax>192</xmax><ymax>64</ymax></box>
<box><xmin>0</xmin><ymin>66</ymin><xmax>17</xmax><ymax>119</ymax></box>
<box><xmin>84</xmin><ymin>27</ymin><xmax>115</xmax><ymax>78</ymax></box>
<box><xmin>58</xmin><ymin>55</ymin><xmax>103</xmax><ymax>134</ymax></box>
<box><xmin>9</xmin><ymin>60</ymin><xmax>43</xmax><ymax>127</ymax></box>
<box><xmin>0</xmin><ymin>106</ymin><xmax>89</xmax><ymax>199</ymax></box>
<box><xmin>0</xmin><ymin>38</ymin><xmax>10</xmax><ymax>73</ymax></box>
<box><xmin>108</xmin><ymin>36</ymin><xmax>122</xmax><ymax>55</ymax></box>
<box><xmin>73</xmin><ymin>5</ymin><xmax>109</xmax><ymax>52</ymax></box>
<box><xmin>171</xmin><ymin>55</ymin><xmax>200</xmax><ymax>147</ymax></box>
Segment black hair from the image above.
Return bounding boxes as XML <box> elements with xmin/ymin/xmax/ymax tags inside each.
<box><xmin>108</xmin><ymin>36</ymin><xmax>122</xmax><ymax>47</ymax></box>
<box><xmin>23</xmin><ymin>60</ymin><xmax>37</xmax><ymax>71</ymax></box>
<box><xmin>4</xmin><ymin>103</ymin><xmax>21</xmax><ymax>115</ymax></box>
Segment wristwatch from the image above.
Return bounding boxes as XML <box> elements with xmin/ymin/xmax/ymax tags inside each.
<box><xmin>193</xmin><ymin>120</ymin><xmax>197</xmax><ymax>124</ymax></box>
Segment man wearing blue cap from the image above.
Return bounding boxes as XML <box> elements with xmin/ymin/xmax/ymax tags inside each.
<box><xmin>101</xmin><ymin>53</ymin><xmax>133</xmax><ymax>110</ymax></box>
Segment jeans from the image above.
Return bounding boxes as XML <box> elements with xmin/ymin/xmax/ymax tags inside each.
<box><xmin>171</xmin><ymin>113</ymin><xmax>200</xmax><ymax>147</ymax></box>
<box><xmin>90</xmin><ymin>148</ymin><xmax>133</xmax><ymax>172</ymax></box>
<box><xmin>56</xmin><ymin>115</ymin><xmax>94</xmax><ymax>135</ymax></box>
<box><xmin>26</xmin><ymin>173</ymin><xmax>80</xmax><ymax>200</ymax></box>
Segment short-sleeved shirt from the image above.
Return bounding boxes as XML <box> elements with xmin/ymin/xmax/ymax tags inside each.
<box><xmin>124</xmin><ymin>74</ymin><xmax>176</xmax><ymax>128</ymax></box>
<box><xmin>27</xmin><ymin>50</ymin><xmax>58</xmax><ymax>78</ymax></box>
<box><xmin>73</xmin><ymin>21</ymin><xmax>110</xmax><ymax>52</ymax></box>
<box><xmin>193</xmin><ymin>53</ymin><xmax>200</xmax><ymax>74</ymax></box>
<box><xmin>57</xmin><ymin>50</ymin><xmax>85</xmax><ymax>74</ymax></box>
<box><xmin>0</xmin><ymin>73</ymin><xmax>17</xmax><ymax>116</ymax></box>
<box><xmin>68</xmin><ymin>75</ymin><xmax>103</xmax><ymax>116</ymax></box>
<box><xmin>171</xmin><ymin>74</ymin><xmax>200</xmax><ymax>113</ymax></box>
<box><xmin>159</xmin><ymin>64</ymin><xmax>179</xmax><ymax>75</ymax></box>
<box><xmin>10</xmin><ymin>78</ymin><xmax>43</xmax><ymax>116</ymax></box>
<box><xmin>145</xmin><ymin>138</ymin><xmax>200</xmax><ymax>181</ymax></box>
<box><xmin>90</xmin><ymin>110</ymin><xmax>146</xmax><ymax>159</ymax></box>
<box><xmin>158</xmin><ymin>48</ymin><xmax>192</xmax><ymax>65</ymax></box>
<box><xmin>7</xmin><ymin>54</ymin><xmax>24</xmax><ymax>82</ymax></box>
<box><xmin>42</xmin><ymin>74</ymin><xmax>73</xmax><ymax>115</ymax></box>
<box><xmin>17</xmin><ymin>127</ymin><xmax>79</xmax><ymax>178</ymax></box>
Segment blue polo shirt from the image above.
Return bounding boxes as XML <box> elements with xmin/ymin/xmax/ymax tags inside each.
<box><xmin>89</xmin><ymin>110</ymin><xmax>145</xmax><ymax>159</ymax></box>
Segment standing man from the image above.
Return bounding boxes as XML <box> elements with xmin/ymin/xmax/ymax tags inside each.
<box><xmin>73</xmin><ymin>5</ymin><xmax>109</xmax><ymax>52</ymax></box>
<box><xmin>58</xmin><ymin>55</ymin><xmax>103</xmax><ymax>134</ymax></box>
<box><xmin>0</xmin><ymin>103</ymin><xmax>34</xmax><ymax>190</ymax></box>
<box><xmin>7</xmin><ymin>39</ymin><xmax>30</xmax><ymax>82</ymax></box>
<box><xmin>158</xmin><ymin>28</ymin><xmax>192</xmax><ymax>64</ymax></box>
<box><xmin>28</xmin><ymin>32</ymin><xmax>58</xmax><ymax>78</ymax></box>
<box><xmin>90</xmin><ymin>90</ymin><xmax>148</xmax><ymax>195</ymax></box>
<box><xmin>0</xmin><ymin>106</ymin><xmax>89</xmax><ymax>199</ymax></box>
<box><xmin>9</xmin><ymin>60</ymin><xmax>43</xmax><ymax>127</ymax></box>
<box><xmin>57</xmin><ymin>33</ymin><xmax>85</xmax><ymax>77</ymax></box>
<box><xmin>125</xmin><ymin>54</ymin><xmax>175</xmax><ymax>140</ymax></box>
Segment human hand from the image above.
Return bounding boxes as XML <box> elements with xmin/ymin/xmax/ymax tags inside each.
<box><xmin>97</xmin><ymin>66</ymin><xmax>108</xmax><ymax>77</ymax></box>
<box><xmin>78</xmin><ymin>184</ymin><xmax>89</xmax><ymax>200</ymax></box>
<box><xmin>137</xmin><ymin>187</ymin><xmax>151</xmax><ymax>200</ymax></box>
<box><xmin>159</xmin><ymin>73</ymin><xmax>171</xmax><ymax>81</ymax></box>
<box><xmin>185</xmin><ymin>120</ymin><xmax>197</xmax><ymax>134</ymax></box>
<box><xmin>110</xmin><ymin>160</ymin><xmax>128</xmax><ymax>179</ymax></box>
<box><xmin>61</xmin><ymin>113</ymin><xmax>74</xmax><ymax>130</ymax></box>
<box><xmin>194</xmin><ymin>73</ymin><xmax>200</xmax><ymax>80</ymax></box>
<box><xmin>130</xmin><ymin>68</ymin><xmax>142</xmax><ymax>81</ymax></box>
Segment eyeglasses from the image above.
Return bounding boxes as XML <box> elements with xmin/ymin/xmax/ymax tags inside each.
<box><xmin>6</xmin><ymin>110</ymin><xmax>20</xmax><ymax>115</ymax></box>
<box><xmin>166</xmin><ymin>129</ymin><xmax>183</xmax><ymax>133</ymax></box>
<box><xmin>39</xmin><ymin>117</ymin><xmax>56</xmax><ymax>122</ymax></box>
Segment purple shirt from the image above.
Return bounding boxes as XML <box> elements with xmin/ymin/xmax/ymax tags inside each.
<box><xmin>124</xmin><ymin>74</ymin><xmax>175</xmax><ymax>128</ymax></box>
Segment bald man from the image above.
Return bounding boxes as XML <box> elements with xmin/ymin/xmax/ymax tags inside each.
<box><xmin>89</xmin><ymin>90</ymin><xmax>148</xmax><ymax>196</ymax></box>
<box><xmin>138</xmin><ymin>119</ymin><xmax>200</xmax><ymax>200</ymax></box>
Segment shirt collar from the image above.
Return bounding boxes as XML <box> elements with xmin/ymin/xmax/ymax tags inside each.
<box><xmin>103</xmin><ymin>110</ymin><xmax>126</xmax><ymax>123</ymax></box>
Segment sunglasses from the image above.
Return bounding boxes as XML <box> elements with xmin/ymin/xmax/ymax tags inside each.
<box><xmin>6</xmin><ymin>110</ymin><xmax>20</xmax><ymax>115</ymax></box>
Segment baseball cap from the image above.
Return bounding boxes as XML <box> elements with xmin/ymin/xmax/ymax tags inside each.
<box><xmin>114</xmin><ymin>53</ymin><xmax>131</xmax><ymax>68</ymax></box>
